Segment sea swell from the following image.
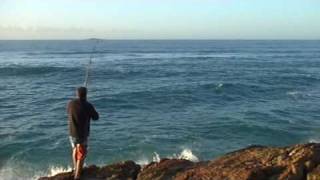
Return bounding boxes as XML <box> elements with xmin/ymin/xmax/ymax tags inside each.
<box><xmin>0</xmin><ymin>65</ymin><xmax>77</xmax><ymax>76</ymax></box>
<box><xmin>1</xmin><ymin>40</ymin><xmax>320</xmax><ymax>180</ymax></box>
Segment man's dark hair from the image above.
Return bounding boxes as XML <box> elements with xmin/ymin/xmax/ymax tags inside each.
<box><xmin>77</xmin><ymin>87</ymin><xmax>87</xmax><ymax>100</ymax></box>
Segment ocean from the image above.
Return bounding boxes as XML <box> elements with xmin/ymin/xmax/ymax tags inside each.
<box><xmin>1</xmin><ymin>40</ymin><xmax>320</xmax><ymax>179</ymax></box>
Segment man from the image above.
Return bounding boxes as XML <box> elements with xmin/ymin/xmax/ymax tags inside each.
<box><xmin>67</xmin><ymin>87</ymin><xmax>99</xmax><ymax>180</ymax></box>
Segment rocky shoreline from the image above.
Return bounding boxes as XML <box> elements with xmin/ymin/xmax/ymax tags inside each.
<box><xmin>39</xmin><ymin>143</ymin><xmax>320</xmax><ymax>180</ymax></box>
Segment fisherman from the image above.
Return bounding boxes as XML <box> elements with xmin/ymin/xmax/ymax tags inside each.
<box><xmin>67</xmin><ymin>87</ymin><xmax>99</xmax><ymax>180</ymax></box>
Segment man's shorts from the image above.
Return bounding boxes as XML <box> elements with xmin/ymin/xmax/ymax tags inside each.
<box><xmin>69</xmin><ymin>136</ymin><xmax>88</xmax><ymax>148</ymax></box>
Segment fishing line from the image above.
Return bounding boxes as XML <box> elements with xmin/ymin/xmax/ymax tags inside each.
<box><xmin>84</xmin><ymin>40</ymin><xmax>100</xmax><ymax>88</ymax></box>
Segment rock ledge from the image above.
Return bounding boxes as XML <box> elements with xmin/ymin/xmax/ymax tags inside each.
<box><xmin>40</xmin><ymin>143</ymin><xmax>320</xmax><ymax>180</ymax></box>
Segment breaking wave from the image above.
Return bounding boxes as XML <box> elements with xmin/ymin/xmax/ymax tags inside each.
<box><xmin>135</xmin><ymin>149</ymin><xmax>199</xmax><ymax>165</ymax></box>
<box><xmin>0</xmin><ymin>160</ymin><xmax>71</xmax><ymax>180</ymax></box>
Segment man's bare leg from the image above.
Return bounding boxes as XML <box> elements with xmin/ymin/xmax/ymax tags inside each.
<box><xmin>74</xmin><ymin>158</ymin><xmax>85</xmax><ymax>179</ymax></box>
<box><xmin>74</xmin><ymin>144</ymin><xmax>86</xmax><ymax>180</ymax></box>
<box><xmin>72</xmin><ymin>147</ymin><xmax>77</xmax><ymax>170</ymax></box>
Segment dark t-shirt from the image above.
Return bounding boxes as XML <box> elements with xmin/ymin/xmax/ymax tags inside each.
<box><xmin>67</xmin><ymin>99</ymin><xmax>99</xmax><ymax>139</ymax></box>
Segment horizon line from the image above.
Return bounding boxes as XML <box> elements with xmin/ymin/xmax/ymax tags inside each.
<box><xmin>0</xmin><ymin>38</ymin><xmax>320</xmax><ymax>41</ymax></box>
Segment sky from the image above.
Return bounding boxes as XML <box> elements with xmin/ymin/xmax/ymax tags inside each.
<box><xmin>0</xmin><ymin>0</ymin><xmax>319</xmax><ymax>40</ymax></box>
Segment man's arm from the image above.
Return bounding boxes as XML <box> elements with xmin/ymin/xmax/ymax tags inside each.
<box><xmin>67</xmin><ymin>101</ymin><xmax>72</xmax><ymax>114</ymax></box>
<box><xmin>89</xmin><ymin>104</ymin><xmax>99</xmax><ymax>121</ymax></box>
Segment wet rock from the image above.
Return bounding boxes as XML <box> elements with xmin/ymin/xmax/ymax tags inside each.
<box><xmin>40</xmin><ymin>143</ymin><xmax>320</xmax><ymax>180</ymax></box>
<box><xmin>137</xmin><ymin>159</ymin><xmax>195</xmax><ymax>180</ymax></box>
<box><xmin>174</xmin><ymin>143</ymin><xmax>320</xmax><ymax>180</ymax></box>
<box><xmin>39</xmin><ymin>160</ymin><xmax>140</xmax><ymax>180</ymax></box>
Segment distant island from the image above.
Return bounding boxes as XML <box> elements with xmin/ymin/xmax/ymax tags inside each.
<box><xmin>85</xmin><ymin>38</ymin><xmax>105</xmax><ymax>41</ymax></box>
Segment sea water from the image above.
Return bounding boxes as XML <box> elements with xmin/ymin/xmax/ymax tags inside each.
<box><xmin>1</xmin><ymin>40</ymin><xmax>320</xmax><ymax>179</ymax></box>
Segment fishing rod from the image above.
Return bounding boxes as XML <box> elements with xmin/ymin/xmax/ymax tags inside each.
<box><xmin>84</xmin><ymin>40</ymin><xmax>100</xmax><ymax>88</ymax></box>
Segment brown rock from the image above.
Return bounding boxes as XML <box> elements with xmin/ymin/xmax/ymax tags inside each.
<box><xmin>39</xmin><ymin>160</ymin><xmax>140</xmax><ymax>180</ymax></box>
<box><xmin>40</xmin><ymin>143</ymin><xmax>320</xmax><ymax>180</ymax></box>
<box><xmin>307</xmin><ymin>164</ymin><xmax>320</xmax><ymax>180</ymax></box>
<box><xmin>137</xmin><ymin>158</ymin><xmax>195</xmax><ymax>180</ymax></box>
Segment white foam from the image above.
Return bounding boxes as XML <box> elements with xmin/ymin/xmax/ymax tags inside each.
<box><xmin>0</xmin><ymin>161</ymin><xmax>72</xmax><ymax>180</ymax></box>
<box><xmin>0</xmin><ymin>166</ymin><xmax>17</xmax><ymax>180</ymax></box>
<box><xmin>309</xmin><ymin>138</ymin><xmax>320</xmax><ymax>143</ymax></box>
<box><xmin>177</xmin><ymin>149</ymin><xmax>199</xmax><ymax>162</ymax></box>
<box><xmin>47</xmin><ymin>166</ymin><xmax>72</xmax><ymax>177</ymax></box>
<box><xmin>217</xmin><ymin>83</ymin><xmax>223</xmax><ymax>88</ymax></box>
<box><xmin>0</xmin><ymin>164</ymin><xmax>36</xmax><ymax>180</ymax></box>
<box><xmin>136</xmin><ymin>149</ymin><xmax>199</xmax><ymax>166</ymax></box>
<box><xmin>152</xmin><ymin>152</ymin><xmax>161</xmax><ymax>162</ymax></box>
<box><xmin>287</xmin><ymin>91</ymin><xmax>299</xmax><ymax>96</ymax></box>
<box><xmin>135</xmin><ymin>158</ymin><xmax>150</xmax><ymax>166</ymax></box>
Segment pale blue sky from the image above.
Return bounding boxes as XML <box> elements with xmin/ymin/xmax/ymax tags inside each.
<box><xmin>0</xmin><ymin>0</ymin><xmax>319</xmax><ymax>39</ymax></box>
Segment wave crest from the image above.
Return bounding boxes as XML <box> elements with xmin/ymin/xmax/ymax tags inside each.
<box><xmin>136</xmin><ymin>149</ymin><xmax>199</xmax><ymax>165</ymax></box>
<box><xmin>47</xmin><ymin>166</ymin><xmax>72</xmax><ymax>177</ymax></box>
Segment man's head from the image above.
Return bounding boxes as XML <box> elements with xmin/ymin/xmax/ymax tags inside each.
<box><xmin>77</xmin><ymin>87</ymin><xmax>87</xmax><ymax>100</ymax></box>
